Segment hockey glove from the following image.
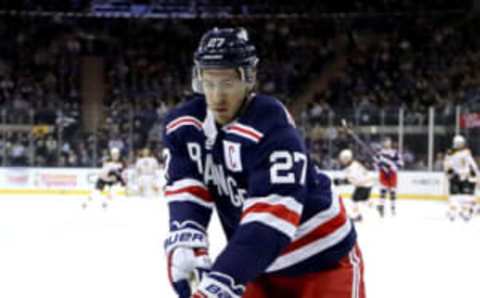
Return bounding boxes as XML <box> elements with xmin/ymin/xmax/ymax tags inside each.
<box><xmin>165</xmin><ymin>228</ymin><xmax>212</xmax><ymax>298</ymax></box>
<box><xmin>192</xmin><ymin>271</ymin><xmax>244</xmax><ymax>298</ymax></box>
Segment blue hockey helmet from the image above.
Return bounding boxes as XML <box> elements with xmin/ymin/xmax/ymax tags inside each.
<box><xmin>192</xmin><ymin>27</ymin><xmax>259</xmax><ymax>92</ymax></box>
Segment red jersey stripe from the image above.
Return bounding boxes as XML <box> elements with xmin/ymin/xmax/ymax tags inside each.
<box><xmin>165</xmin><ymin>186</ymin><xmax>213</xmax><ymax>203</ymax></box>
<box><xmin>226</xmin><ymin>125</ymin><xmax>262</xmax><ymax>141</ymax></box>
<box><xmin>280</xmin><ymin>201</ymin><xmax>348</xmax><ymax>255</ymax></box>
<box><xmin>241</xmin><ymin>203</ymin><xmax>301</xmax><ymax>227</ymax></box>
<box><xmin>166</xmin><ymin>117</ymin><xmax>202</xmax><ymax>132</ymax></box>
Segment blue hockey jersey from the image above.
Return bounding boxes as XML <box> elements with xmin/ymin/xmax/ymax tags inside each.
<box><xmin>163</xmin><ymin>94</ymin><xmax>356</xmax><ymax>287</ymax></box>
<box><xmin>376</xmin><ymin>148</ymin><xmax>403</xmax><ymax>175</ymax></box>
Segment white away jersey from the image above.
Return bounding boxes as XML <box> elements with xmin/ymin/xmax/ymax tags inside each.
<box><xmin>343</xmin><ymin>160</ymin><xmax>373</xmax><ymax>188</ymax></box>
<box><xmin>135</xmin><ymin>156</ymin><xmax>160</xmax><ymax>176</ymax></box>
<box><xmin>99</xmin><ymin>159</ymin><xmax>124</xmax><ymax>181</ymax></box>
<box><xmin>445</xmin><ymin>148</ymin><xmax>478</xmax><ymax>181</ymax></box>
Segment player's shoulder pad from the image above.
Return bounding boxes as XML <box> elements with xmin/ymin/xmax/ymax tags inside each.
<box><xmin>227</xmin><ymin>94</ymin><xmax>295</xmax><ymax>143</ymax></box>
<box><xmin>453</xmin><ymin>148</ymin><xmax>470</xmax><ymax>155</ymax></box>
<box><xmin>164</xmin><ymin>94</ymin><xmax>207</xmax><ymax>136</ymax></box>
<box><xmin>352</xmin><ymin>160</ymin><xmax>361</xmax><ymax>168</ymax></box>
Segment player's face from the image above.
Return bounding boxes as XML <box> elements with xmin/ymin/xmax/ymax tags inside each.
<box><xmin>202</xmin><ymin>68</ymin><xmax>248</xmax><ymax>125</ymax></box>
<box><xmin>383</xmin><ymin>139</ymin><xmax>392</xmax><ymax>149</ymax></box>
<box><xmin>142</xmin><ymin>149</ymin><xmax>150</xmax><ymax>157</ymax></box>
<box><xmin>111</xmin><ymin>152</ymin><xmax>120</xmax><ymax>161</ymax></box>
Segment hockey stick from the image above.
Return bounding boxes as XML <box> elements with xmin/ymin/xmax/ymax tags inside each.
<box><xmin>341</xmin><ymin>119</ymin><xmax>378</xmax><ymax>159</ymax></box>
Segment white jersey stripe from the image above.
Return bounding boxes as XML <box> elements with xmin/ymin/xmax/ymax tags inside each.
<box><xmin>266</xmin><ymin>220</ymin><xmax>352</xmax><ymax>272</ymax></box>
<box><xmin>229</xmin><ymin>123</ymin><xmax>264</xmax><ymax>138</ymax></box>
<box><xmin>243</xmin><ymin>195</ymin><xmax>303</xmax><ymax>216</ymax></box>
<box><xmin>166</xmin><ymin>192</ymin><xmax>213</xmax><ymax>209</ymax></box>
<box><xmin>241</xmin><ymin>213</ymin><xmax>297</xmax><ymax>239</ymax></box>
<box><xmin>349</xmin><ymin>247</ymin><xmax>361</xmax><ymax>298</ymax></box>
<box><xmin>223</xmin><ymin>123</ymin><xmax>264</xmax><ymax>143</ymax></box>
<box><xmin>166</xmin><ymin>116</ymin><xmax>202</xmax><ymax>134</ymax></box>
<box><xmin>225</xmin><ymin>128</ymin><xmax>260</xmax><ymax>143</ymax></box>
<box><xmin>165</xmin><ymin>178</ymin><xmax>212</xmax><ymax>208</ymax></box>
<box><xmin>294</xmin><ymin>189</ymin><xmax>341</xmax><ymax>239</ymax></box>
<box><xmin>165</xmin><ymin>178</ymin><xmax>206</xmax><ymax>192</ymax></box>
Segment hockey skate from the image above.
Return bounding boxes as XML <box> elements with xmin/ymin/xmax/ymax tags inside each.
<box><xmin>377</xmin><ymin>205</ymin><xmax>385</xmax><ymax>217</ymax></box>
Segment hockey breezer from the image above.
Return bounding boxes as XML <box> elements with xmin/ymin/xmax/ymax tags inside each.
<box><xmin>163</xmin><ymin>27</ymin><xmax>365</xmax><ymax>298</ymax></box>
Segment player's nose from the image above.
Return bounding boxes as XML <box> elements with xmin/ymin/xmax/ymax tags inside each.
<box><xmin>210</xmin><ymin>88</ymin><xmax>226</xmax><ymax>104</ymax></box>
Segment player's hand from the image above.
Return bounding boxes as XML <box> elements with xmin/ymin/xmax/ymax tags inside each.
<box><xmin>191</xmin><ymin>272</ymin><xmax>243</xmax><ymax>298</ymax></box>
<box><xmin>165</xmin><ymin>228</ymin><xmax>211</xmax><ymax>298</ymax></box>
<box><xmin>168</xmin><ymin>247</ymin><xmax>211</xmax><ymax>298</ymax></box>
<box><xmin>339</xmin><ymin>126</ymin><xmax>353</xmax><ymax>135</ymax></box>
<box><xmin>446</xmin><ymin>168</ymin><xmax>455</xmax><ymax>179</ymax></box>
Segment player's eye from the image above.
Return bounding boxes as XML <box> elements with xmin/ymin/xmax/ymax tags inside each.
<box><xmin>222</xmin><ymin>81</ymin><xmax>234</xmax><ymax>88</ymax></box>
<box><xmin>203</xmin><ymin>80</ymin><xmax>214</xmax><ymax>89</ymax></box>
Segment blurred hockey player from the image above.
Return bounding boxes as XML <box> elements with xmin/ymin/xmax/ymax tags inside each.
<box><xmin>444</xmin><ymin>135</ymin><xmax>479</xmax><ymax>221</ymax></box>
<box><xmin>334</xmin><ymin>149</ymin><xmax>374</xmax><ymax>222</ymax></box>
<box><xmin>82</xmin><ymin>147</ymin><xmax>126</xmax><ymax>209</ymax></box>
<box><xmin>164</xmin><ymin>27</ymin><xmax>364</xmax><ymax>298</ymax></box>
<box><xmin>375</xmin><ymin>137</ymin><xmax>403</xmax><ymax>217</ymax></box>
<box><xmin>135</xmin><ymin>148</ymin><xmax>161</xmax><ymax>198</ymax></box>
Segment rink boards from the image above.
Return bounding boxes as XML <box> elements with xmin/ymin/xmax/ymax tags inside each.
<box><xmin>0</xmin><ymin>167</ymin><xmax>464</xmax><ymax>201</ymax></box>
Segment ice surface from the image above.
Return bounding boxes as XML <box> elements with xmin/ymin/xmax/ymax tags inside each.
<box><xmin>0</xmin><ymin>195</ymin><xmax>478</xmax><ymax>298</ymax></box>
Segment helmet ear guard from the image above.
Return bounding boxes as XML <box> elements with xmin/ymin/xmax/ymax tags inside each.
<box><xmin>191</xmin><ymin>66</ymin><xmax>203</xmax><ymax>94</ymax></box>
<box><xmin>238</xmin><ymin>66</ymin><xmax>257</xmax><ymax>91</ymax></box>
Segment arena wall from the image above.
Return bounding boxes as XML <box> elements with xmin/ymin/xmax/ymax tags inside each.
<box><xmin>0</xmin><ymin>168</ymin><xmax>452</xmax><ymax>200</ymax></box>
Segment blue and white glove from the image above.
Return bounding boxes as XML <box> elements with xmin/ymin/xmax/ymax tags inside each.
<box><xmin>373</xmin><ymin>155</ymin><xmax>391</xmax><ymax>174</ymax></box>
<box><xmin>192</xmin><ymin>271</ymin><xmax>245</xmax><ymax>298</ymax></box>
<box><xmin>165</xmin><ymin>227</ymin><xmax>212</xmax><ymax>298</ymax></box>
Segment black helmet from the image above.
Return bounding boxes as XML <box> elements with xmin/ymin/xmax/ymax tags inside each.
<box><xmin>192</xmin><ymin>27</ymin><xmax>259</xmax><ymax>93</ymax></box>
<box><xmin>194</xmin><ymin>27</ymin><xmax>259</xmax><ymax>70</ymax></box>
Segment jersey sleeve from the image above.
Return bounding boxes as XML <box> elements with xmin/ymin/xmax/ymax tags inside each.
<box><xmin>163</xmin><ymin>127</ymin><xmax>213</xmax><ymax>232</ymax></box>
<box><xmin>396</xmin><ymin>151</ymin><xmax>404</xmax><ymax>168</ymax></box>
<box><xmin>466</xmin><ymin>150</ymin><xmax>479</xmax><ymax>175</ymax></box>
<box><xmin>211</xmin><ymin>125</ymin><xmax>306</xmax><ymax>286</ymax></box>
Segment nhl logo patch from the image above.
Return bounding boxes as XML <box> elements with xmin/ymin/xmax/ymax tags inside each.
<box><xmin>223</xmin><ymin>140</ymin><xmax>242</xmax><ymax>172</ymax></box>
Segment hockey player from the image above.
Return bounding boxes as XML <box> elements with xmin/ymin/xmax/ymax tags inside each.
<box><xmin>334</xmin><ymin>149</ymin><xmax>373</xmax><ymax>222</ymax></box>
<box><xmin>163</xmin><ymin>27</ymin><xmax>364</xmax><ymax>298</ymax></box>
<box><xmin>444</xmin><ymin>135</ymin><xmax>479</xmax><ymax>221</ymax></box>
<box><xmin>82</xmin><ymin>147</ymin><xmax>126</xmax><ymax>209</ymax></box>
<box><xmin>135</xmin><ymin>148</ymin><xmax>161</xmax><ymax>197</ymax></box>
<box><xmin>375</xmin><ymin>137</ymin><xmax>403</xmax><ymax>217</ymax></box>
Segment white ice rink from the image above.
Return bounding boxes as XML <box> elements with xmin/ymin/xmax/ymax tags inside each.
<box><xmin>0</xmin><ymin>195</ymin><xmax>479</xmax><ymax>298</ymax></box>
